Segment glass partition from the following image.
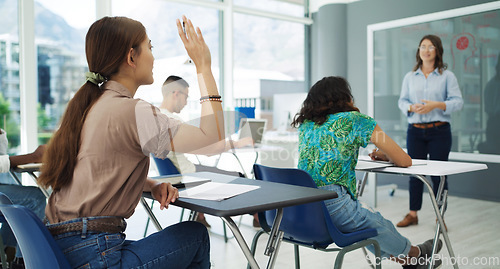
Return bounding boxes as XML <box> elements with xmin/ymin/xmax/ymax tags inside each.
<box><xmin>34</xmin><ymin>0</ymin><xmax>94</xmax><ymax>145</ymax></box>
<box><xmin>372</xmin><ymin>6</ymin><xmax>500</xmax><ymax>155</ymax></box>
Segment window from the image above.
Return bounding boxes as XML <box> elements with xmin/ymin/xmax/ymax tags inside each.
<box><xmin>234</xmin><ymin>0</ymin><xmax>306</xmax><ymax>17</ymax></box>
<box><xmin>34</xmin><ymin>0</ymin><xmax>94</xmax><ymax>145</ymax></box>
<box><xmin>233</xmin><ymin>13</ymin><xmax>306</xmax><ymax>130</ymax></box>
<box><xmin>0</xmin><ymin>1</ymin><xmax>19</xmax><ymax>151</ymax></box>
<box><xmin>113</xmin><ymin>0</ymin><xmax>220</xmax><ymax>121</ymax></box>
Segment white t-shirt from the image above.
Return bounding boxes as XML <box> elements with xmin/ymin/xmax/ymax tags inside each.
<box><xmin>0</xmin><ymin>129</ymin><xmax>10</xmax><ymax>172</ymax></box>
<box><xmin>0</xmin><ymin>155</ymin><xmax>9</xmax><ymax>173</ymax></box>
<box><xmin>160</xmin><ymin>108</ymin><xmax>196</xmax><ymax>174</ymax></box>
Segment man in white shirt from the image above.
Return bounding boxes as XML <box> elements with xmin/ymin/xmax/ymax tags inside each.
<box><xmin>159</xmin><ymin>75</ymin><xmax>260</xmax><ymax>228</ymax></box>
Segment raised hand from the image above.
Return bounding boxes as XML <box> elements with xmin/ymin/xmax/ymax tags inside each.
<box><xmin>176</xmin><ymin>15</ymin><xmax>211</xmax><ymax>72</ymax></box>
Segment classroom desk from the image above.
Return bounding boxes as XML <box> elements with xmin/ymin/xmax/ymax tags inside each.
<box><xmin>143</xmin><ymin>171</ymin><xmax>338</xmax><ymax>269</ymax></box>
<box><xmin>356</xmin><ymin>159</ymin><xmax>487</xmax><ymax>269</ymax></box>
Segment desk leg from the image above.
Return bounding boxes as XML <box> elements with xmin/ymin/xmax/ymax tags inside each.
<box><xmin>222</xmin><ymin>216</ymin><xmax>260</xmax><ymax>269</ymax></box>
<box><xmin>357</xmin><ymin>172</ymin><xmax>369</xmax><ymax>197</ymax></box>
<box><xmin>140</xmin><ymin>197</ymin><xmax>163</xmax><ymax>231</ymax></box>
<box><xmin>251</xmin><ymin>152</ymin><xmax>259</xmax><ymax>179</ymax></box>
<box><xmin>414</xmin><ymin>175</ymin><xmax>458</xmax><ymax>269</ymax></box>
<box><xmin>264</xmin><ymin>208</ymin><xmax>284</xmax><ymax>269</ymax></box>
<box><xmin>28</xmin><ymin>172</ymin><xmax>50</xmax><ymax>198</ymax></box>
<box><xmin>8</xmin><ymin>171</ymin><xmax>23</xmax><ymax>185</ymax></box>
<box><xmin>10</xmin><ymin>170</ymin><xmax>51</xmax><ymax>199</ymax></box>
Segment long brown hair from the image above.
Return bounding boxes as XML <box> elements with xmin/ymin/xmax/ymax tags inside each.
<box><xmin>38</xmin><ymin>17</ymin><xmax>146</xmax><ymax>190</ymax></box>
<box><xmin>291</xmin><ymin>76</ymin><xmax>359</xmax><ymax>127</ymax></box>
<box><xmin>413</xmin><ymin>34</ymin><xmax>447</xmax><ymax>74</ymax></box>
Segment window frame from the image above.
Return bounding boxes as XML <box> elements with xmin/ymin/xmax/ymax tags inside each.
<box><xmin>17</xmin><ymin>0</ymin><xmax>311</xmax><ymax>151</ymax></box>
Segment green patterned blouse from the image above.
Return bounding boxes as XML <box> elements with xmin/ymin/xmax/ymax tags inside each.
<box><xmin>298</xmin><ymin>111</ymin><xmax>377</xmax><ymax>199</ymax></box>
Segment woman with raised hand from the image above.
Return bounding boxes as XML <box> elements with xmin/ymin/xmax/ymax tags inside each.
<box><xmin>38</xmin><ymin>15</ymin><xmax>223</xmax><ymax>268</ymax></box>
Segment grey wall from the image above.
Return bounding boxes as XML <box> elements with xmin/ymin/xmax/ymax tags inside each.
<box><xmin>311</xmin><ymin>4</ymin><xmax>347</xmax><ymax>82</ymax></box>
<box><xmin>311</xmin><ymin>0</ymin><xmax>500</xmax><ymax>202</ymax></box>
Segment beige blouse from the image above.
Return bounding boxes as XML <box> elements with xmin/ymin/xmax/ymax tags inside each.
<box><xmin>46</xmin><ymin>81</ymin><xmax>181</xmax><ymax>223</ymax></box>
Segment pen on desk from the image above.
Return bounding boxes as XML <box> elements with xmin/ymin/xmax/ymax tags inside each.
<box><xmin>173</xmin><ymin>183</ymin><xmax>186</xmax><ymax>189</ymax></box>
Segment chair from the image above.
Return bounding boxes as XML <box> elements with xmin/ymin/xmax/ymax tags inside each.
<box><xmin>153</xmin><ymin>156</ymin><xmax>181</xmax><ymax>176</ymax></box>
<box><xmin>0</xmin><ymin>192</ymin><xmax>71</xmax><ymax>269</ymax></box>
<box><xmin>0</xmin><ymin>193</ymin><xmax>13</xmax><ymax>268</ymax></box>
<box><xmin>249</xmin><ymin>164</ymin><xmax>381</xmax><ymax>269</ymax></box>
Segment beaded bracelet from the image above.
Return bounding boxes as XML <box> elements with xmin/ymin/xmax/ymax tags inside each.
<box><xmin>200</xmin><ymin>98</ymin><xmax>222</xmax><ymax>104</ymax></box>
<box><xmin>200</xmin><ymin>95</ymin><xmax>221</xmax><ymax>101</ymax></box>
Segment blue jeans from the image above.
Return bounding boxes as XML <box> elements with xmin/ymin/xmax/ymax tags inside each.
<box><xmin>407</xmin><ymin>123</ymin><xmax>451</xmax><ymax>211</ymax></box>
<box><xmin>47</xmin><ymin>218</ymin><xmax>210</xmax><ymax>269</ymax></box>
<box><xmin>320</xmin><ymin>184</ymin><xmax>411</xmax><ymax>258</ymax></box>
<box><xmin>0</xmin><ymin>184</ymin><xmax>46</xmax><ymax>257</ymax></box>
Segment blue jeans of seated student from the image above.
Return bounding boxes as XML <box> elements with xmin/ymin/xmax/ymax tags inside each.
<box><xmin>48</xmin><ymin>217</ymin><xmax>210</xmax><ymax>269</ymax></box>
<box><xmin>407</xmin><ymin>123</ymin><xmax>451</xmax><ymax>211</ymax></box>
<box><xmin>0</xmin><ymin>184</ymin><xmax>46</xmax><ymax>257</ymax></box>
<box><xmin>320</xmin><ymin>184</ymin><xmax>411</xmax><ymax>258</ymax></box>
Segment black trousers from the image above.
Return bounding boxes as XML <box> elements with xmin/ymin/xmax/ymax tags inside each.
<box><xmin>406</xmin><ymin>123</ymin><xmax>451</xmax><ymax>211</ymax></box>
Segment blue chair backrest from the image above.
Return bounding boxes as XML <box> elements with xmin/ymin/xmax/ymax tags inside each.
<box><xmin>153</xmin><ymin>156</ymin><xmax>180</xmax><ymax>175</ymax></box>
<box><xmin>0</xmin><ymin>192</ymin><xmax>13</xmax><ymax>224</ymax></box>
<box><xmin>253</xmin><ymin>164</ymin><xmax>377</xmax><ymax>248</ymax></box>
<box><xmin>0</xmin><ymin>204</ymin><xmax>71</xmax><ymax>268</ymax></box>
<box><xmin>0</xmin><ymin>193</ymin><xmax>13</xmax><ymax>205</ymax></box>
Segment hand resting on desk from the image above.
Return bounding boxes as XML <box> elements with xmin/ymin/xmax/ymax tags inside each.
<box><xmin>144</xmin><ymin>178</ymin><xmax>179</xmax><ymax>210</ymax></box>
<box><xmin>369</xmin><ymin>124</ymin><xmax>412</xmax><ymax>167</ymax></box>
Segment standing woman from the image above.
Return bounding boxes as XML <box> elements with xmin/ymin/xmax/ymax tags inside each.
<box><xmin>38</xmin><ymin>16</ymin><xmax>223</xmax><ymax>268</ymax></box>
<box><xmin>397</xmin><ymin>34</ymin><xmax>463</xmax><ymax>228</ymax></box>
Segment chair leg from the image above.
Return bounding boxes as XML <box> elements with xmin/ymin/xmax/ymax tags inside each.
<box><xmin>294</xmin><ymin>244</ymin><xmax>300</xmax><ymax>269</ymax></box>
<box><xmin>372</xmin><ymin>240</ymin><xmax>382</xmax><ymax>269</ymax></box>
<box><xmin>334</xmin><ymin>249</ymin><xmax>346</xmax><ymax>269</ymax></box>
<box><xmin>143</xmin><ymin>200</ymin><xmax>155</xmax><ymax>238</ymax></box>
<box><xmin>333</xmin><ymin>239</ymin><xmax>381</xmax><ymax>269</ymax></box>
<box><xmin>247</xmin><ymin>229</ymin><xmax>265</xmax><ymax>269</ymax></box>
<box><xmin>361</xmin><ymin>247</ymin><xmax>376</xmax><ymax>269</ymax></box>
<box><xmin>0</xmin><ymin>234</ymin><xmax>8</xmax><ymax>269</ymax></box>
<box><xmin>222</xmin><ymin>221</ymin><xmax>228</xmax><ymax>243</ymax></box>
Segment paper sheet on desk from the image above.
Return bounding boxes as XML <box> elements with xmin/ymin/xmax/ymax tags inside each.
<box><xmin>356</xmin><ymin>156</ymin><xmax>427</xmax><ymax>170</ymax></box>
<box><xmin>16</xmin><ymin>163</ymin><xmax>42</xmax><ymax>169</ymax></box>
<box><xmin>178</xmin><ymin>182</ymin><xmax>260</xmax><ymax>201</ymax></box>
